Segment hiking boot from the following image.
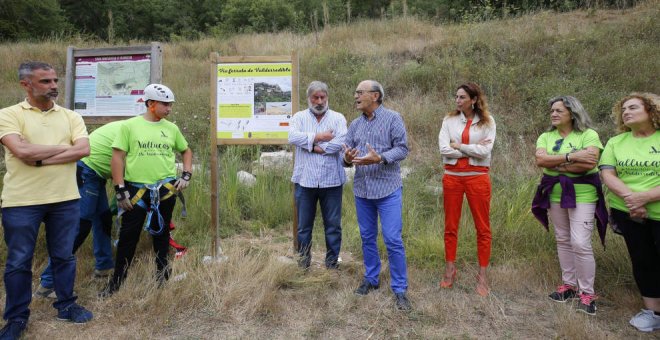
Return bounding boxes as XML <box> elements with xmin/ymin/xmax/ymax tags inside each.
<box><xmin>57</xmin><ymin>303</ymin><xmax>93</xmax><ymax>324</ymax></box>
<box><xmin>548</xmin><ymin>284</ymin><xmax>577</xmax><ymax>303</ymax></box>
<box><xmin>629</xmin><ymin>309</ymin><xmax>660</xmax><ymax>332</ymax></box>
<box><xmin>34</xmin><ymin>285</ymin><xmax>57</xmax><ymax>299</ymax></box>
<box><xmin>394</xmin><ymin>292</ymin><xmax>412</xmax><ymax>311</ymax></box>
<box><xmin>576</xmin><ymin>292</ymin><xmax>597</xmax><ymax>316</ymax></box>
<box><xmin>0</xmin><ymin>320</ymin><xmax>26</xmax><ymax>340</ymax></box>
<box><xmin>354</xmin><ymin>279</ymin><xmax>379</xmax><ymax>296</ymax></box>
<box><xmin>93</xmin><ymin>269</ymin><xmax>113</xmax><ymax>278</ymax></box>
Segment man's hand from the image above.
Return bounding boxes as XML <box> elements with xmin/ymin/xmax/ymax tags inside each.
<box><xmin>314</xmin><ymin>130</ymin><xmax>334</xmax><ymax>143</ymax></box>
<box><xmin>449</xmin><ymin>139</ymin><xmax>461</xmax><ymax>150</ymax></box>
<box><xmin>115</xmin><ymin>185</ymin><xmax>133</xmax><ymax>211</ymax></box>
<box><xmin>0</xmin><ymin>133</ymin><xmax>69</xmax><ymax>162</ymax></box>
<box><xmin>312</xmin><ymin>145</ymin><xmax>324</xmax><ymax>154</ymax></box>
<box><xmin>342</xmin><ymin>144</ymin><xmax>359</xmax><ymax>164</ymax></box>
<box><xmin>353</xmin><ymin>143</ymin><xmax>381</xmax><ymax>165</ymax></box>
<box><xmin>174</xmin><ymin>171</ymin><xmax>192</xmax><ymax>191</ymax></box>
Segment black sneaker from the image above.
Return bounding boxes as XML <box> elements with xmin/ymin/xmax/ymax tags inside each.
<box><xmin>325</xmin><ymin>259</ymin><xmax>339</xmax><ymax>270</ymax></box>
<box><xmin>297</xmin><ymin>255</ymin><xmax>310</xmax><ymax>270</ymax></box>
<box><xmin>98</xmin><ymin>284</ymin><xmax>117</xmax><ymax>299</ymax></box>
<box><xmin>354</xmin><ymin>279</ymin><xmax>379</xmax><ymax>295</ymax></box>
<box><xmin>0</xmin><ymin>320</ymin><xmax>26</xmax><ymax>340</ymax></box>
<box><xmin>548</xmin><ymin>284</ymin><xmax>577</xmax><ymax>303</ymax></box>
<box><xmin>394</xmin><ymin>292</ymin><xmax>412</xmax><ymax>311</ymax></box>
<box><xmin>576</xmin><ymin>293</ymin><xmax>597</xmax><ymax>316</ymax></box>
<box><xmin>57</xmin><ymin>303</ymin><xmax>93</xmax><ymax>324</ymax></box>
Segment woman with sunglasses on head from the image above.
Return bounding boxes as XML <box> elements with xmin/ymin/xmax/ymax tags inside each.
<box><xmin>599</xmin><ymin>93</ymin><xmax>660</xmax><ymax>332</ymax></box>
<box><xmin>438</xmin><ymin>82</ymin><xmax>496</xmax><ymax>296</ymax></box>
<box><xmin>531</xmin><ymin>96</ymin><xmax>606</xmax><ymax>316</ymax></box>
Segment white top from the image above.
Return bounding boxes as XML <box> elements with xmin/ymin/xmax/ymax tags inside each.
<box><xmin>438</xmin><ymin>112</ymin><xmax>496</xmax><ymax>167</ymax></box>
<box><xmin>288</xmin><ymin>109</ymin><xmax>347</xmax><ymax>188</ymax></box>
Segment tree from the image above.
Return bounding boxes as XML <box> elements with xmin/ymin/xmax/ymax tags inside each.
<box><xmin>348</xmin><ymin>0</ymin><xmax>392</xmax><ymax>18</ymax></box>
<box><xmin>59</xmin><ymin>0</ymin><xmax>109</xmax><ymax>40</ymax></box>
<box><xmin>0</xmin><ymin>0</ymin><xmax>71</xmax><ymax>41</ymax></box>
<box><xmin>288</xmin><ymin>0</ymin><xmax>346</xmax><ymax>27</ymax></box>
<box><xmin>221</xmin><ymin>0</ymin><xmax>298</xmax><ymax>33</ymax></box>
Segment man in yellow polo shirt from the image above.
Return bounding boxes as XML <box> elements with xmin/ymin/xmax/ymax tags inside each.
<box><xmin>0</xmin><ymin>62</ymin><xmax>93</xmax><ymax>339</ymax></box>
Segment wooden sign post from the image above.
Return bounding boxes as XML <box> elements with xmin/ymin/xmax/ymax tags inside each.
<box><xmin>209</xmin><ymin>53</ymin><xmax>299</xmax><ymax>256</ymax></box>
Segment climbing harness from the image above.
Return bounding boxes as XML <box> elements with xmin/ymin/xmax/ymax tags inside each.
<box><xmin>115</xmin><ymin>177</ymin><xmax>187</xmax><ymax>235</ymax></box>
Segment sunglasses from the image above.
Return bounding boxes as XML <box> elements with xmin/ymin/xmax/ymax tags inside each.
<box><xmin>552</xmin><ymin>138</ymin><xmax>564</xmax><ymax>152</ymax></box>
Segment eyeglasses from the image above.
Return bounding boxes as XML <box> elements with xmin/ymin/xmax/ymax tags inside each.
<box><xmin>354</xmin><ymin>90</ymin><xmax>377</xmax><ymax>96</ymax></box>
<box><xmin>552</xmin><ymin>138</ymin><xmax>564</xmax><ymax>152</ymax></box>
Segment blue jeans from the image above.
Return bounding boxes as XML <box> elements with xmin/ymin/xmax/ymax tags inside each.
<box><xmin>355</xmin><ymin>187</ymin><xmax>408</xmax><ymax>293</ymax></box>
<box><xmin>2</xmin><ymin>199</ymin><xmax>80</xmax><ymax>321</ymax></box>
<box><xmin>294</xmin><ymin>184</ymin><xmax>342</xmax><ymax>268</ymax></box>
<box><xmin>40</xmin><ymin>162</ymin><xmax>114</xmax><ymax>288</ymax></box>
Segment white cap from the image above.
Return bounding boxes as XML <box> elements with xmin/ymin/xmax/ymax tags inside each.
<box><xmin>144</xmin><ymin>84</ymin><xmax>175</xmax><ymax>103</ymax></box>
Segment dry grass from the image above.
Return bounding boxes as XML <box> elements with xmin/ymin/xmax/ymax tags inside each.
<box><xmin>0</xmin><ymin>233</ymin><xmax>653</xmax><ymax>339</ymax></box>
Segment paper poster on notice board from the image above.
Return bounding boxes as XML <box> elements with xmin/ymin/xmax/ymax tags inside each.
<box><xmin>73</xmin><ymin>54</ymin><xmax>151</xmax><ymax>116</ymax></box>
<box><xmin>216</xmin><ymin>63</ymin><xmax>292</xmax><ymax>140</ymax></box>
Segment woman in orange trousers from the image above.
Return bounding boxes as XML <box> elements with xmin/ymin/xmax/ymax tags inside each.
<box><xmin>438</xmin><ymin>82</ymin><xmax>496</xmax><ymax>296</ymax></box>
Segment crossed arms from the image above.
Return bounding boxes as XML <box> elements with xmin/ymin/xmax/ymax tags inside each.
<box><xmin>0</xmin><ymin>133</ymin><xmax>89</xmax><ymax>166</ymax></box>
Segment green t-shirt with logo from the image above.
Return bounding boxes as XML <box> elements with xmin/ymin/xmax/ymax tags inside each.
<box><xmin>599</xmin><ymin>131</ymin><xmax>660</xmax><ymax>220</ymax></box>
<box><xmin>82</xmin><ymin>120</ymin><xmax>123</xmax><ymax>179</ymax></box>
<box><xmin>112</xmin><ymin>116</ymin><xmax>189</xmax><ymax>184</ymax></box>
<box><xmin>536</xmin><ymin>128</ymin><xmax>603</xmax><ymax>203</ymax></box>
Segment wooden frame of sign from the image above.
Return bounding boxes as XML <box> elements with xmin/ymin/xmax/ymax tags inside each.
<box><xmin>64</xmin><ymin>42</ymin><xmax>163</xmax><ymax>124</ymax></box>
<box><xmin>209</xmin><ymin>52</ymin><xmax>299</xmax><ymax>256</ymax></box>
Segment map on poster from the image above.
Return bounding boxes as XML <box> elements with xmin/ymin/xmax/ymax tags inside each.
<box><xmin>216</xmin><ymin>62</ymin><xmax>292</xmax><ymax>140</ymax></box>
<box><xmin>73</xmin><ymin>54</ymin><xmax>151</xmax><ymax>116</ymax></box>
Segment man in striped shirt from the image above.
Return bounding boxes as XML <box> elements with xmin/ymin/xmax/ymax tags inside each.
<box><xmin>289</xmin><ymin>81</ymin><xmax>347</xmax><ymax>269</ymax></box>
<box><xmin>343</xmin><ymin>80</ymin><xmax>411</xmax><ymax>311</ymax></box>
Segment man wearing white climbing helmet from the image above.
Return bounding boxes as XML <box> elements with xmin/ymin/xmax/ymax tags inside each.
<box><xmin>101</xmin><ymin>83</ymin><xmax>193</xmax><ymax>297</ymax></box>
<box><xmin>144</xmin><ymin>83</ymin><xmax>176</xmax><ymax>103</ymax></box>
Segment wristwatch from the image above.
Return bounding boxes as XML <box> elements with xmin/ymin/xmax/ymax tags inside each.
<box><xmin>115</xmin><ymin>184</ymin><xmax>128</xmax><ymax>201</ymax></box>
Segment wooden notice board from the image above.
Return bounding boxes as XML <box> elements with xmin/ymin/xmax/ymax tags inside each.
<box><xmin>64</xmin><ymin>42</ymin><xmax>163</xmax><ymax>124</ymax></box>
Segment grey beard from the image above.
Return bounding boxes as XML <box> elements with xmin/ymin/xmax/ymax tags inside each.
<box><xmin>310</xmin><ymin>104</ymin><xmax>328</xmax><ymax>115</ymax></box>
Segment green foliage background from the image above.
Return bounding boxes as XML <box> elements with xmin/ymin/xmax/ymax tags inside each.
<box><xmin>0</xmin><ymin>0</ymin><xmax>647</xmax><ymax>42</ymax></box>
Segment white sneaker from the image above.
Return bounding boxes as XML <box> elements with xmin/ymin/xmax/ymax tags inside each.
<box><xmin>34</xmin><ymin>285</ymin><xmax>57</xmax><ymax>299</ymax></box>
<box><xmin>629</xmin><ymin>309</ymin><xmax>660</xmax><ymax>332</ymax></box>
<box><xmin>93</xmin><ymin>268</ymin><xmax>113</xmax><ymax>278</ymax></box>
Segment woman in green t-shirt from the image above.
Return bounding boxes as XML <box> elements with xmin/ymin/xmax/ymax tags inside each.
<box><xmin>533</xmin><ymin>96</ymin><xmax>604</xmax><ymax>316</ymax></box>
<box><xmin>600</xmin><ymin>92</ymin><xmax>660</xmax><ymax>332</ymax></box>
